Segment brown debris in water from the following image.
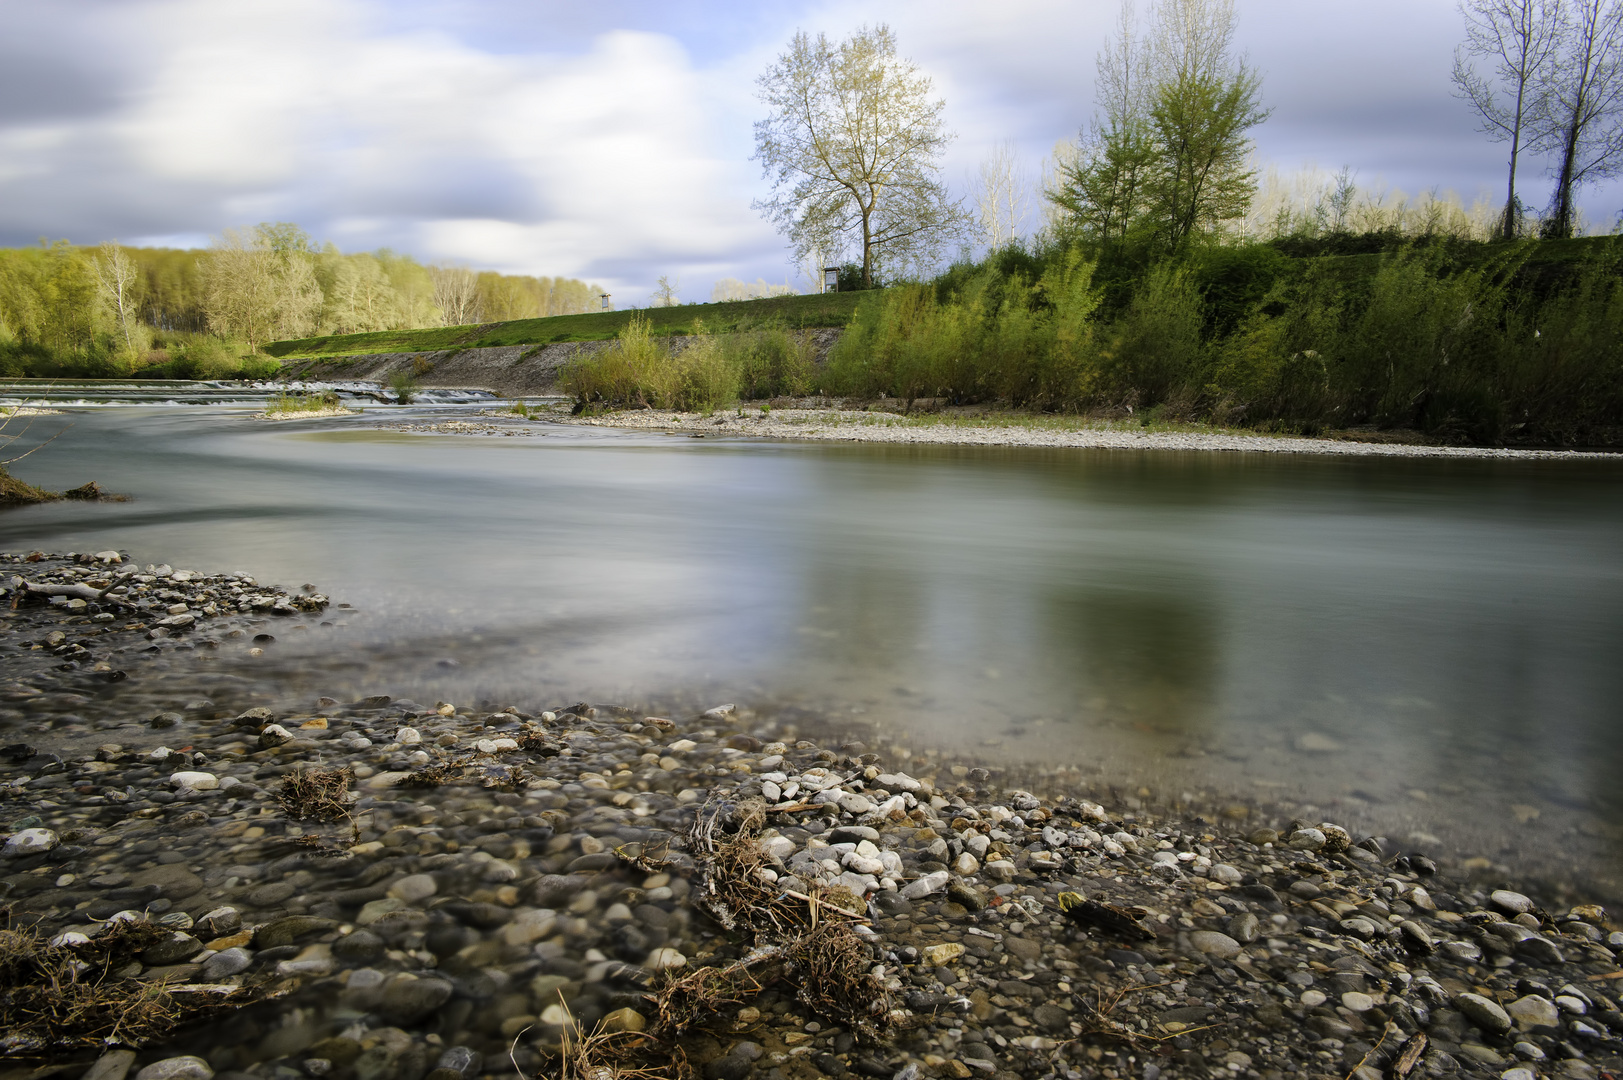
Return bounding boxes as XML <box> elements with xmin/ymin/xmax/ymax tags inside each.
<box><xmin>276</xmin><ymin>765</ymin><xmax>354</xmax><ymax>821</ymax></box>
<box><xmin>528</xmin><ymin>997</ymin><xmax>693</xmax><ymax>1080</ymax></box>
<box><xmin>665</xmin><ymin>795</ymin><xmax>898</xmax><ymax>1044</ymax></box>
<box><xmin>0</xmin><ymin>913</ymin><xmax>260</xmax><ymax>1057</ymax></box>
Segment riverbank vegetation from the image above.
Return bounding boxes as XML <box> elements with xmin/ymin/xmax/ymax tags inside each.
<box><xmin>0</xmin><ymin>226</ymin><xmax>604</xmax><ymax>379</ymax></box>
<box><xmin>561</xmin><ymin>316</ymin><xmax>817</xmax><ymax>413</ymax></box>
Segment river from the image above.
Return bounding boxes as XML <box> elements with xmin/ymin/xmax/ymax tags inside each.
<box><xmin>5</xmin><ymin>384</ymin><xmax>1623</xmax><ymax>900</ymax></box>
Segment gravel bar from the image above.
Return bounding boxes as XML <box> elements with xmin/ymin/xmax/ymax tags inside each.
<box><xmin>552</xmin><ymin>408</ymin><xmax>1621</xmax><ymax>461</ymax></box>
<box><xmin>3</xmin><ymin>554</ymin><xmax>1622</xmax><ymax>1080</ymax></box>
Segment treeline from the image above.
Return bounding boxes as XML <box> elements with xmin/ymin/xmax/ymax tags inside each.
<box><xmin>0</xmin><ymin>223</ymin><xmax>603</xmax><ymax>378</ymax></box>
<box><xmin>822</xmin><ymin>235</ymin><xmax>1623</xmax><ymax>446</ymax></box>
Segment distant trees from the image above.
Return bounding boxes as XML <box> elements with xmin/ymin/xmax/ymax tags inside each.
<box><xmin>975</xmin><ymin>141</ymin><xmax>1032</xmax><ymax>251</ymax></box>
<box><xmin>201</xmin><ymin>224</ymin><xmax>322</xmax><ymax>350</ymax></box>
<box><xmin>753</xmin><ymin>24</ymin><xmax>965</xmax><ymax>288</ymax></box>
<box><xmin>711</xmin><ymin>277</ymin><xmax>797</xmax><ymax>302</ymax></box>
<box><xmin>1048</xmin><ymin>0</ymin><xmax>1269</xmax><ymax>252</ymax></box>
<box><xmin>428</xmin><ymin>264</ymin><xmax>479</xmax><ymax>327</ymax></box>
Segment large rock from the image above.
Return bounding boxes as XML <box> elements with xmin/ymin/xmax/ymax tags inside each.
<box><xmin>378</xmin><ymin>975</ymin><xmax>454</xmax><ymax>1023</ymax></box>
<box><xmin>1506</xmin><ymin>994</ymin><xmax>1561</xmax><ymax>1030</ymax></box>
<box><xmin>1455</xmin><ymin>993</ymin><xmax>1514</xmax><ymax>1035</ymax></box>
<box><xmin>1188</xmin><ymin>931</ymin><xmax>1242</xmax><ymax>960</ymax></box>
<box><xmin>130</xmin><ymin>863</ymin><xmax>204</xmax><ymax>899</ymax></box>
<box><xmin>900</xmin><ymin>871</ymin><xmax>949</xmax><ymax>901</ymax></box>
<box><xmin>3</xmin><ymin>828</ymin><xmax>58</xmax><ymax>857</ymax></box>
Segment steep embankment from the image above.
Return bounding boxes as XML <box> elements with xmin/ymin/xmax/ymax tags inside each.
<box><xmin>276</xmin><ymin>328</ymin><xmax>846</xmax><ymax>397</ymax></box>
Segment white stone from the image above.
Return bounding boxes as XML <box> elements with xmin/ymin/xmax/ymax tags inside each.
<box><xmin>900</xmin><ymin>871</ymin><xmax>950</xmax><ymax>900</ymax></box>
<box><xmin>169</xmin><ymin>771</ymin><xmax>218</xmax><ymax>790</ymax></box>
<box><xmin>4</xmin><ymin>828</ymin><xmax>58</xmax><ymax>856</ymax></box>
<box><xmin>762</xmin><ymin>781</ymin><xmax>781</xmax><ymax>803</ymax></box>
<box><xmin>1506</xmin><ymin>994</ymin><xmax>1561</xmax><ymax>1030</ymax></box>
<box><xmin>258</xmin><ymin>724</ymin><xmax>293</xmax><ymax>748</ymax></box>
<box><xmin>837</xmin><ymin>792</ymin><xmax>873</xmax><ymax>815</ymax></box>
<box><xmin>876</xmin><ymin>772</ymin><xmax>921</xmax><ymax>792</ymax></box>
<box><xmin>701</xmin><ymin>704</ymin><xmax>735</xmax><ymax>719</ymax></box>
<box><xmin>966</xmin><ymin>833</ymin><xmax>991</xmax><ymax>857</ymax></box>
<box><xmin>843</xmin><ymin>854</ymin><xmax>885</xmax><ymax>876</ymax></box>
<box><xmin>1288</xmin><ymin>828</ymin><xmax>1326</xmax><ymax>851</ymax></box>
<box><xmin>1300</xmin><ymin>990</ymin><xmax>1327</xmax><ymax>1007</ymax></box>
<box><xmin>1210</xmin><ymin>863</ymin><xmax>1243</xmax><ymax>885</ymax></box>
<box><xmin>646</xmin><ymin>947</ymin><xmax>686</xmax><ymax>971</ymax></box>
<box><xmin>668</xmin><ymin>739</ymin><xmax>697</xmax><ymax>752</ymax></box>
<box><xmin>984</xmin><ymin>860</ymin><xmax>1017</xmax><ymax>882</ymax></box>
<box><xmin>952</xmin><ymin>852</ymin><xmax>980</xmax><ymax>875</ymax></box>
<box><xmin>1296</xmin><ymin>732</ymin><xmax>1343</xmax><ymax>753</ymax></box>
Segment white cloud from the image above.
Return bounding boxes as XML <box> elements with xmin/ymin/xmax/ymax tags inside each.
<box><xmin>1</xmin><ymin>0</ymin><xmax>1619</xmax><ymax>299</ymax></box>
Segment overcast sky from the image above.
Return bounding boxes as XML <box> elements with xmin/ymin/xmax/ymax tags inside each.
<box><xmin>3</xmin><ymin>0</ymin><xmax>1619</xmax><ymax>302</ymax></box>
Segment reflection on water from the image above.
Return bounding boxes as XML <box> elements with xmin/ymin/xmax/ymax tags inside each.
<box><xmin>5</xmin><ymin>395</ymin><xmax>1623</xmax><ymax>896</ymax></box>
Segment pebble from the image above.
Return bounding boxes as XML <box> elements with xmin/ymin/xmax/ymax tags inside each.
<box><xmin>1187</xmin><ymin>930</ymin><xmax>1242</xmax><ymax>959</ymax></box>
<box><xmin>134</xmin><ymin>1059</ymin><xmax>213</xmax><ymax>1080</ymax></box>
<box><xmin>1457</xmin><ymin>992</ymin><xmax>1515</xmax><ymax>1035</ymax></box>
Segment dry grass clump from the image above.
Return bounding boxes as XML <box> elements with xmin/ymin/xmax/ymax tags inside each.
<box><xmin>276</xmin><ymin>765</ymin><xmax>354</xmax><ymax>821</ymax></box>
<box><xmin>395</xmin><ymin>761</ymin><xmax>464</xmax><ymax>789</ymax></box>
<box><xmin>668</xmin><ymin>795</ymin><xmax>898</xmax><ymax>1044</ymax></box>
<box><xmin>528</xmin><ymin>997</ymin><xmax>692</xmax><ymax>1080</ymax></box>
<box><xmin>784</xmin><ymin>923</ymin><xmax>896</xmax><ymax>1043</ymax></box>
<box><xmin>0</xmin><ymin>914</ymin><xmax>255</xmax><ymax>1056</ymax></box>
<box><xmin>651</xmin><ymin>950</ymin><xmax>778</xmax><ymax>1038</ymax></box>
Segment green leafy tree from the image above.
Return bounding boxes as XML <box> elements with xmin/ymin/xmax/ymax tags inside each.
<box><xmin>753</xmin><ymin>24</ymin><xmax>966</xmax><ymax>288</ymax></box>
<box><xmin>1047</xmin><ymin>0</ymin><xmax>1268</xmax><ymax>252</ymax></box>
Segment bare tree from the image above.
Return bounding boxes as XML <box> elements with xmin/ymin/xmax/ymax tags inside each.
<box><xmin>753</xmin><ymin>24</ymin><xmax>966</xmax><ymax>288</ymax></box>
<box><xmin>976</xmin><ymin>140</ymin><xmax>1031</xmax><ymax>251</ymax></box>
<box><xmin>93</xmin><ymin>241</ymin><xmax>141</xmax><ymax>355</ymax></box>
<box><xmin>651</xmin><ymin>275</ymin><xmax>680</xmax><ymax>307</ymax></box>
<box><xmin>428</xmin><ymin>264</ymin><xmax>480</xmax><ymax>326</ymax></box>
<box><xmin>1543</xmin><ymin>0</ymin><xmax>1623</xmax><ymax>236</ymax></box>
<box><xmin>1452</xmin><ymin>0</ymin><xmax>1565</xmax><ymax>239</ymax></box>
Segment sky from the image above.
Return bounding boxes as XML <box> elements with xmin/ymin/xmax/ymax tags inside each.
<box><xmin>2</xmin><ymin>0</ymin><xmax>1619</xmax><ymax>303</ymax></box>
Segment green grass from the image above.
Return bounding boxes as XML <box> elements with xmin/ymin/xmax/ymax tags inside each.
<box><xmin>264</xmin><ymin>389</ymin><xmax>346</xmax><ymax>415</ymax></box>
<box><xmin>262</xmin><ymin>292</ymin><xmax>863</xmax><ymax>360</ymax></box>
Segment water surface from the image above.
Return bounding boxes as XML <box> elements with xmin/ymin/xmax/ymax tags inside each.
<box><xmin>5</xmin><ymin>390</ymin><xmax>1623</xmax><ymax>897</ymax></box>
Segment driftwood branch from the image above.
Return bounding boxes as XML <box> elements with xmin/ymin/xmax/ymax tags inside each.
<box><xmin>8</xmin><ymin>578</ymin><xmax>137</xmax><ymax>609</ymax></box>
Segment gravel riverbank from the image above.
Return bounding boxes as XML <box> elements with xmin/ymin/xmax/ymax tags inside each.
<box><xmin>545</xmin><ymin>408</ymin><xmax>1619</xmax><ymax>461</ymax></box>
<box><xmin>4</xmin><ymin>553</ymin><xmax>1623</xmax><ymax>1080</ymax></box>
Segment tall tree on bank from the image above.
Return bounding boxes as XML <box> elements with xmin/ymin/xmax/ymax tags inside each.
<box><xmin>1452</xmin><ymin>0</ymin><xmax>1565</xmax><ymax>240</ymax></box>
<box><xmin>1048</xmin><ymin>0</ymin><xmax>1268</xmax><ymax>253</ymax></box>
<box><xmin>1049</xmin><ymin>2</ymin><xmax>1161</xmax><ymax>248</ymax></box>
<box><xmin>93</xmin><ymin>242</ymin><xmax>142</xmax><ymax>356</ymax></box>
<box><xmin>753</xmin><ymin>25</ymin><xmax>964</xmax><ymax>288</ymax></box>
<box><xmin>1543</xmin><ymin>0</ymin><xmax>1623</xmax><ymax>236</ymax></box>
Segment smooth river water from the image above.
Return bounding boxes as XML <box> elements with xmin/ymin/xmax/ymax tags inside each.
<box><xmin>5</xmin><ymin>386</ymin><xmax>1623</xmax><ymax>899</ymax></box>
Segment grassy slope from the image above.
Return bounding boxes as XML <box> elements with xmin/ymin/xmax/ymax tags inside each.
<box><xmin>263</xmin><ymin>292</ymin><xmax>865</xmax><ymax>360</ymax></box>
<box><xmin>262</xmin><ymin>237</ymin><xmax>1616</xmax><ymax>361</ymax></box>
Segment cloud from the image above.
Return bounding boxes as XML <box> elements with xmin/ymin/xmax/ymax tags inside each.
<box><xmin>1</xmin><ymin>0</ymin><xmax>1618</xmax><ymax>300</ymax></box>
<box><xmin>0</xmin><ymin>0</ymin><xmax>784</xmax><ymax>294</ymax></box>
